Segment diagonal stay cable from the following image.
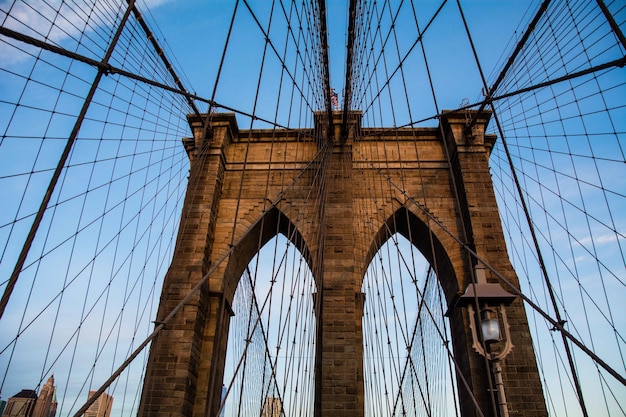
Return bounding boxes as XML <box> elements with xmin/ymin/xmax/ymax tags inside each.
<box><xmin>340</xmin><ymin>0</ymin><xmax>358</xmax><ymax>140</ymax></box>
<box><xmin>357</xmin><ymin>0</ymin><xmax>448</xmax><ymax>116</ymax></box>
<box><xmin>241</xmin><ymin>0</ymin><xmax>317</xmax><ymax>114</ymax></box>
<box><xmin>455</xmin><ymin>1</ymin><xmax>595</xmax><ymax>413</ymax></box>
<box><xmin>316</xmin><ymin>0</ymin><xmax>334</xmax><ymax>138</ymax></box>
<box><xmin>0</xmin><ymin>0</ymin><xmax>139</xmax><ymax>320</ymax></box>
<box><xmin>69</xmin><ymin>137</ymin><xmax>331</xmax><ymax>417</ymax></box>
<box><xmin>353</xmin><ymin>145</ymin><xmax>626</xmax><ymax>387</ymax></box>
<box><xmin>0</xmin><ymin>25</ymin><xmax>321</xmax><ymax>136</ymax></box>
<box><xmin>394</xmin><ymin>56</ymin><xmax>626</xmax><ymax>131</ymax></box>
<box><xmin>468</xmin><ymin>0</ymin><xmax>552</xmax><ymax>126</ymax></box>
<box><xmin>125</xmin><ymin>0</ymin><xmax>201</xmax><ymax>116</ymax></box>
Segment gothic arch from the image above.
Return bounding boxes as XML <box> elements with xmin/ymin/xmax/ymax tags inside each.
<box><xmin>363</xmin><ymin>206</ymin><xmax>460</xmax><ymax>305</ymax></box>
<box><xmin>220</xmin><ymin>206</ymin><xmax>314</xmax><ymax>303</ymax></box>
<box><xmin>140</xmin><ymin>111</ymin><xmax>547</xmax><ymax>417</ymax></box>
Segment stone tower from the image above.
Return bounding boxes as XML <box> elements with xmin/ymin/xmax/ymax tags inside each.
<box><xmin>32</xmin><ymin>375</ymin><xmax>57</xmax><ymax>417</ymax></box>
<box><xmin>138</xmin><ymin>111</ymin><xmax>547</xmax><ymax>417</ymax></box>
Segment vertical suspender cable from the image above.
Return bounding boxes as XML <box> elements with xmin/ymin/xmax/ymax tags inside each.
<box><xmin>403</xmin><ymin>0</ymin><xmax>499</xmax><ymax>412</ymax></box>
<box><xmin>468</xmin><ymin>0</ymin><xmax>551</xmax><ymax>126</ymax></box>
<box><xmin>0</xmin><ymin>0</ymin><xmax>139</xmax><ymax>320</ymax></box>
<box><xmin>340</xmin><ymin>0</ymin><xmax>358</xmax><ymax>141</ymax></box>
<box><xmin>454</xmin><ymin>1</ymin><xmax>589</xmax><ymax>415</ymax></box>
<box><xmin>317</xmin><ymin>0</ymin><xmax>334</xmax><ymax>139</ymax></box>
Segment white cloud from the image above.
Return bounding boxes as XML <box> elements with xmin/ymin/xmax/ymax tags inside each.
<box><xmin>578</xmin><ymin>232</ymin><xmax>624</xmax><ymax>247</ymax></box>
<box><xmin>0</xmin><ymin>0</ymin><xmax>172</xmax><ymax>66</ymax></box>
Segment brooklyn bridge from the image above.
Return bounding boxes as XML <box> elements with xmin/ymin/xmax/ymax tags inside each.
<box><xmin>0</xmin><ymin>1</ymin><xmax>624</xmax><ymax>416</ymax></box>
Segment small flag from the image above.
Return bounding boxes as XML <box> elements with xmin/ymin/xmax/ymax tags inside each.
<box><xmin>330</xmin><ymin>88</ymin><xmax>339</xmax><ymax>109</ymax></box>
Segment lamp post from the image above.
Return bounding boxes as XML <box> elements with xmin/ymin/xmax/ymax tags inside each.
<box><xmin>459</xmin><ymin>265</ymin><xmax>517</xmax><ymax>417</ymax></box>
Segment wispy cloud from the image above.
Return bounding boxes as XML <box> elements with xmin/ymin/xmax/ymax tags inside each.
<box><xmin>578</xmin><ymin>232</ymin><xmax>624</xmax><ymax>246</ymax></box>
<box><xmin>0</xmin><ymin>0</ymin><xmax>172</xmax><ymax>66</ymax></box>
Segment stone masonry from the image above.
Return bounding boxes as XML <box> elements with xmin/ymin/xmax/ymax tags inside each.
<box><xmin>138</xmin><ymin>111</ymin><xmax>547</xmax><ymax>417</ymax></box>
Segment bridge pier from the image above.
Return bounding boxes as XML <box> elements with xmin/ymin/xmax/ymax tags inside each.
<box><xmin>441</xmin><ymin>111</ymin><xmax>547</xmax><ymax>417</ymax></box>
<box><xmin>314</xmin><ymin>113</ymin><xmax>365</xmax><ymax>417</ymax></box>
<box><xmin>138</xmin><ymin>110</ymin><xmax>547</xmax><ymax>417</ymax></box>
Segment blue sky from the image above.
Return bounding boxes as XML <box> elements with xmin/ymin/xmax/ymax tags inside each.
<box><xmin>140</xmin><ymin>2</ymin><xmax>624</xmax><ymax>416</ymax></box>
<box><xmin>142</xmin><ymin>0</ymin><xmax>535</xmax><ymax>123</ymax></box>
<box><xmin>0</xmin><ymin>1</ymin><xmax>624</xmax><ymax>416</ymax></box>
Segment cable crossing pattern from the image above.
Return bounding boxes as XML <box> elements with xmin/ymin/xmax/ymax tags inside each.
<box><xmin>0</xmin><ymin>1</ymin><xmax>624</xmax><ymax>416</ymax></box>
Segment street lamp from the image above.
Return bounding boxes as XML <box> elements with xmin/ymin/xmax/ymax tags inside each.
<box><xmin>480</xmin><ymin>307</ymin><xmax>501</xmax><ymax>343</ymax></box>
<box><xmin>458</xmin><ymin>264</ymin><xmax>517</xmax><ymax>417</ymax></box>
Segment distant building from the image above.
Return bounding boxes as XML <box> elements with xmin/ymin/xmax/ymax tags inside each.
<box><xmin>32</xmin><ymin>375</ymin><xmax>57</xmax><ymax>417</ymax></box>
<box><xmin>3</xmin><ymin>390</ymin><xmax>37</xmax><ymax>417</ymax></box>
<box><xmin>220</xmin><ymin>385</ymin><xmax>226</xmax><ymax>417</ymax></box>
<box><xmin>83</xmin><ymin>391</ymin><xmax>113</xmax><ymax>417</ymax></box>
<box><xmin>261</xmin><ymin>397</ymin><xmax>282</xmax><ymax>417</ymax></box>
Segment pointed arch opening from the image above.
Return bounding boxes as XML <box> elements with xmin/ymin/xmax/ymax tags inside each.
<box><xmin>363</xmin><ymin>207</ymin><xmax>461</xmax><ymax>303</ymax></box>
<box><xmin>361</xmin><ymin>208</ymin><xmax>463</xmax><ymax>416</ymax></box>
<box><xmin>219</xmin><ymin>209</ymin><xmax>317</xmax><ymax>417</ymax></box>
<box><xmin>221</xmin><ymin>207</ymin><xmax>314</xmax><ymax>302</ymax></box>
